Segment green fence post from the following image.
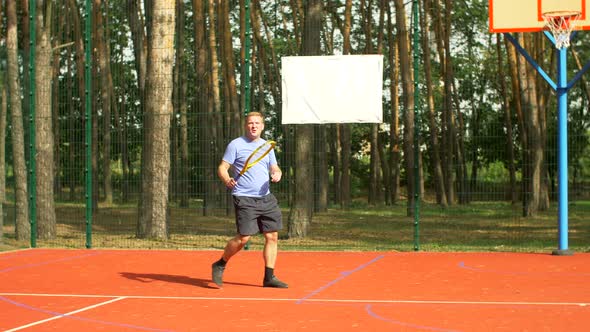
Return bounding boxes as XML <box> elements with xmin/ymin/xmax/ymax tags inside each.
<box><xmin>28</xmin><ymin>0</ymin><xmax>37</xmax><ymax>248</ymax></box>
<box><xmin>412</xmin><ymin>0</ymin><xmax>421</xmax><ymax>251</ymax></box>
<box><xmin>244</xmin><ymin>0</ymin><xmax>252</xmax><ymax>116</ymax></box>
<box><xmin>85</xmin><ymin>0</ymin><xmax>93</xmax><ymax>249</ymax></box>
<box><xmin>243</xmin><ymin>0</ymin><xmax>252</xmax><ymax>250</ymax></box>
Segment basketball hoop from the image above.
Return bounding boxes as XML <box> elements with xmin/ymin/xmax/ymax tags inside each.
<box><xmin>542</xmin><ymin>11</ymin><xmax>581</xmax><ymax>49</ymax></box>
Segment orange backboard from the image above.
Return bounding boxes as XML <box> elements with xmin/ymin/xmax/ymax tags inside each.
<box><xmin>490</xmin><ymin>0</ymin><xmax>590</xmax><ymax>32</ymax></box>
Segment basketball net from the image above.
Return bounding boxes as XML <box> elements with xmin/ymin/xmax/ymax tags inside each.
<box><xmin>542</xmin><ymin>11</ymin><xmax>581</xmax><ymax>49</ymax></box>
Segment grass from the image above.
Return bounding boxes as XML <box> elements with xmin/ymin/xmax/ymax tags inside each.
<box><xmin>1</xmin><ymin>200</ymin><xmax>589</xmax><ymax>253</ymax></box>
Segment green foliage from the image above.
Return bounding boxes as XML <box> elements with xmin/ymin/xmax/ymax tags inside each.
<box><xmin>472</xmin><ymin>160</ymin><xmax>509</xmax><ymax>182</ymax></box>
<box><xmin>578</xmin><ymin>131</ymin><xmax>590</xmax><ymax>177</ymax></box>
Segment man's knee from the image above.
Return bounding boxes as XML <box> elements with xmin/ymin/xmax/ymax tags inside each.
<box><xmin>233</xmin><ymin>234</ymin><xmax>251</xmax><ymax>246</ymax></box>
<box><xmin>263</xmin><ymin>231</ymin><xmax>278</xmax><ymax>243</ymax></box>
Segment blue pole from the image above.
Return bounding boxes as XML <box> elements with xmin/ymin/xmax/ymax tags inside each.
<box><xmin>554</xmin><ymin>47</ymin><xmax>573</xmax><ymax>256</ymax></box>
<box><xmin>506</xmin><ymin>32</ymin><xmax>584</xmax><ymax>255</ymax></box>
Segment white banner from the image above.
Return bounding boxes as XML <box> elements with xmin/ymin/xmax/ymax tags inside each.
<box><xmin>281</xmin><ymin>55</ymin><xmax>383</xmax><ymax>124</ymax></box>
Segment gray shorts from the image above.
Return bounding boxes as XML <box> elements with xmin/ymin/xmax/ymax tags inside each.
<box><xmin>232</xmin><ymin>194</ymin><xmax>283</xmax><ymax>235</ymax></box>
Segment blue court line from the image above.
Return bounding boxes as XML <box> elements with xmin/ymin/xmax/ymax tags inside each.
<box><xmin>0</xmin><ymin>252</ymin><xmax>102</xmax><ymax>274</ymax></box>
<box><xmin>365</xmin><ymin>304</ymin><xmax>460</xmax><ymax>332</ymax></box>
<box><xmin>296</xmin><ymin>255</ymin><xmax>385</xmax><ymax>304</ymax></box>
<box><xmin>458</xmin><ymin>262</ymin><xmax>590</xmax><ymax>277</ymax></box>
<box><xmin>0</xmin><ymin>296</ymin><xmax>174</xmax><ymax>332</ymax></box>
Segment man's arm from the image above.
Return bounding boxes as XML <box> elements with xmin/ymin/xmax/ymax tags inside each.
<box><xmin>270</xmin><ymin>164</ymin><xmax>282</xmax><ymax>183</ymax></box>
<box><xmin>218</xmin><ymin>160</ymin><xmax>237</xmax><ymax>189</ymax></box>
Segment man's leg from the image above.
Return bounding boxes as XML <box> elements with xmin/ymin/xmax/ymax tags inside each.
<box><xmin>262</xmin><ymin>231</ymin><xmax>287</xmax><ymax>288</ymax></box>
<box><xmin>223</xmin><ymin>234</ymin><xmax>251</xmax><ymax>261</ymax></box>
<box><xmin>262</xmin><ymin>231</ymin><xmax>278</xmax><ymax>267</ymax></box>
<box><xmin>212</xmin><ymin>234</ymin><xmax>250</xmax><ymax>287</ymax></box>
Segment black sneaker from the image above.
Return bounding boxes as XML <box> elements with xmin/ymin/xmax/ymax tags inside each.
<box><xmin>263</xmin><ymin>276</ymin><xmax>288</xmax><ymax>288</ymax></box>
<box><xmin>211</xmin><ymin>262</ymin><xmax>225</xmax><ymax>287</ymax></box>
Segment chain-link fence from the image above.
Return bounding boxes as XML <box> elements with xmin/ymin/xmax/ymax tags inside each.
<box><xmin>1</xmin><ymin>0</ymin><xmax>589</xmax><ymax>252</ymax></box>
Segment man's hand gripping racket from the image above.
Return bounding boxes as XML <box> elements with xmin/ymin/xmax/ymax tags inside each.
<box><xmin>225</xmin><ymin>140</ymin><xmax>277</xmax><ymax>189</ymax></box>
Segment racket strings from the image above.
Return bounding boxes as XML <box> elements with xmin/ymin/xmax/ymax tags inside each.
<box><xmin>239</xmin><ymin>140</ymin><xmax>276</xmax><ymax>175</ymax></box>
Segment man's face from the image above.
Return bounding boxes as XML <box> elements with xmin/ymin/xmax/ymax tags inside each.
<box><xmin>245</xmin><ymin>115</ymin><xmax>264</xmax><ymax>140</ymax></box>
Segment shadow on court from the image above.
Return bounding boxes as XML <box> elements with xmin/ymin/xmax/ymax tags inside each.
<box><xmin>119</xmin><ymin>272</ymin><xmax>258</xmax><ymax>289</ymax></box>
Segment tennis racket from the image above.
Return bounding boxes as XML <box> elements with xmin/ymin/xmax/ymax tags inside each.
<box><xmin>238</xmin><ymin>140</ymin><xmax>276</xmax><ymax>176</ymax></box>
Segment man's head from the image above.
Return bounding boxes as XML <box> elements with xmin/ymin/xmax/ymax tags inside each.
<box><xmin>244</xmin><ymin>112</ymin><xmax>265</xmax><ymax>140</ymax></box>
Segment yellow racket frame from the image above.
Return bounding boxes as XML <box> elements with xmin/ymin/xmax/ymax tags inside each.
<box><xmin>238</xmin><ymin>140</ymin><xmax>277</xmax><ymax>176</ymax></box>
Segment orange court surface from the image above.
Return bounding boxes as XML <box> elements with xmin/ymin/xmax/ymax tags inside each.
<box><xmin>0</xmin><ymin>248</ymin><xmax>588</xmax><ymax>331</ymax></box>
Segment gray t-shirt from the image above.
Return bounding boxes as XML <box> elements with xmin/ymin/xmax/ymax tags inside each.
<box><xmin>222</xmin><ymin>136</ymin><xmax>277</xmax><ymax>197</ymax></box>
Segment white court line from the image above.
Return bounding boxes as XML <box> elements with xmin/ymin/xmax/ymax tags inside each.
<box><xmin>4</xmin><ymin>296</ymin><xmax>127</xmax><ymax>332</ymax></box>
<box><xmin>1</xmin><ymin>292</ymin><xmax>588</xmax><ymax>307</ymax></box>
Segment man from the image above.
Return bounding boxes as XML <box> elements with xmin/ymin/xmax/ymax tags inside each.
<box><xmin>212</xmin><ymin>112</ymin><xmax>288</xmax><ymax>288</ymax></box>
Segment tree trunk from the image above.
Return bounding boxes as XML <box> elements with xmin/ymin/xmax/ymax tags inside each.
<box><xmin>517</xmin><ymin>34</ymin><xmax>542</xmax><ymax>217</ymax></box>
<box><xmin>422</xmin><ymin>0</ymin><xmax>446</xmax><ymax>207</ymax></box>
<box><xmin>443</xmin><ymin>0</ymin><xmax>456</xmax><ymax>206</ymax></box>
<box><xmin>393</xmin><ymin>0</ymin><xmax>415</xmax><ymax>216</ymax></box>
<box><xmin>19</xmin><ymin>0</ymin><xmax>31</xmax><ymax>177</ymax></box>
<box><xmin>339</xmin><ymin>126</ymin><xmax>352</xmax><ymax>208</ymax></box>
<box><xmin>571</xmin><ymin>47</ymin><xmax>590</xmax><ymax>100</ymax></box>
<box><xmin>361</xmin><ymin>0</ymin><xmax>381</xmax><ymax>206</ymax></box>
<box><xmin>533</xmin><ymin>34</ymin><xmax>550</xmax><ymax>211</ymax></box>
<box><xmin>222</xmin><ymin>0</ymin><xmax>241</xmax><ymax>139</ymax></box>
<box><xmin>172</xmin><ymin>0</ymin><xmax>189</xmax><ymax>208</ymax></box>
<box><xmin>377</xmin><ymin>131</ymin><xmax>390</xmax><ymax>204</ymax></box>
<box><xmin>369</xmin><ymin>124</ymin><xmax>381</xmax><ymax>205</ymax></box>
<box><xmin>138</xmin><ymin>0</ymin><xmax>176</xmax><ymax>239</ymax></box>
<box><xmin>288</xmin><ymin>125</ymin><xmax>313</xmax><ymax>237</ymax></box>
<box><xmin>455</xmin><ymin>103</ymin><xmax>468</xmax><ymax>204</ymax></box>
<box><xmin>192</xmin><ymin>0</ymin><xmax>221</xmax><ymax>215</ymax></box>
<box><xmin>95</xmin><ymin>0</ymin><xmax>113</xmax><ymax>205</ymax></box>
<box><xmin>431</xmin><ymin>0</ymin><xmax>455</xmax><ymax>206</ymax></box>
<box><xmin>90</xmin><ymin>11</ymin><xmax>100</xmax><ymax>214</ymax></box>
<box><xmin>128</xmin><ymin>0</ymin><xmax>147</xmax><ymax>97</ymax></box>
<box><xmin>331</xmin><ymin>124</ymin><xmax>341</xmax><ymax>204</ymax></box>
<box><xmin>315</xmin><ymin>126</ymin><xmax>328</xmax><ymax>212</ymax></box>
<box><xmin>0</xmin><ymin>86</ymin><xmax>6</xmax><ymax>242</ymax></box>
<box><xmin>67</xmin><ymin>59</ymin><xmax>78</xmax><ymax>201</ymax></box>
<box><xmin>128</xmin><ymin>0</ymin><xmax>147</xmax><ymax>208</ymax></box>
<box><xmin>6</xmin><ymin>0</ymin><xmax>30</xmax><ymax>240</ymax></box>
<box><xmin>202</xmin><ymin>0</ymin><xmax>224</xmax><ymax>216</ymax></box>
<box><xmin>386</xmin><ymin>1</ymin><xmax>400</xmax><ymax>205</ymax></box>
<box><xmin>287</xmin><ymin>0</ymin><xmax>322</xmax><ymax>238</ymax></box>
<box><xmin>239</xmin><ymin>0</ymin><xmax>247</xmax><ymax>114</ymax></box>
<box><xmin>496</xmin><ymin>34</ymin><xmax>517</xmax><ymax>205</ymax></box>
<box><xmin>35</xmin><ymin>0</ymin><xmax>57</xmax><ymax>239</ymax></box>
<box><xmin>0</xmin><ymin>1</ymin><xmax>5</xmax><ymax>239</ymax></box>
<box><xmin>254</xmin><ymin>0</ymin><xmax>282</xmax><ymax>122</ymax></box>
<box><xmin>339</xmin><ymin>0</ymin><xmax>353</xmax><ymax>210</ymax></box>
<box><xmin>52</xmin><ymin>15</ymin><xmax>63</xmax><ymax>199</ymax></box>
<box><xmin>325</xmin><ymin>13</ymin><xmax>340</xmax><ymax>206</ymax></box>
<box><xmin>505</xmin><ymin>37</ymin><xmax>527</xmax><ymax>205</ymax></box>
<box><xmin>376</xmin><ymin>0</ymin><xmax>386</xmax><ymax>205</ymax></box>
<box><xmin>67</xmin><ymin>0</ymin><xmax>85</xmax><ymax>201</ymax></box>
